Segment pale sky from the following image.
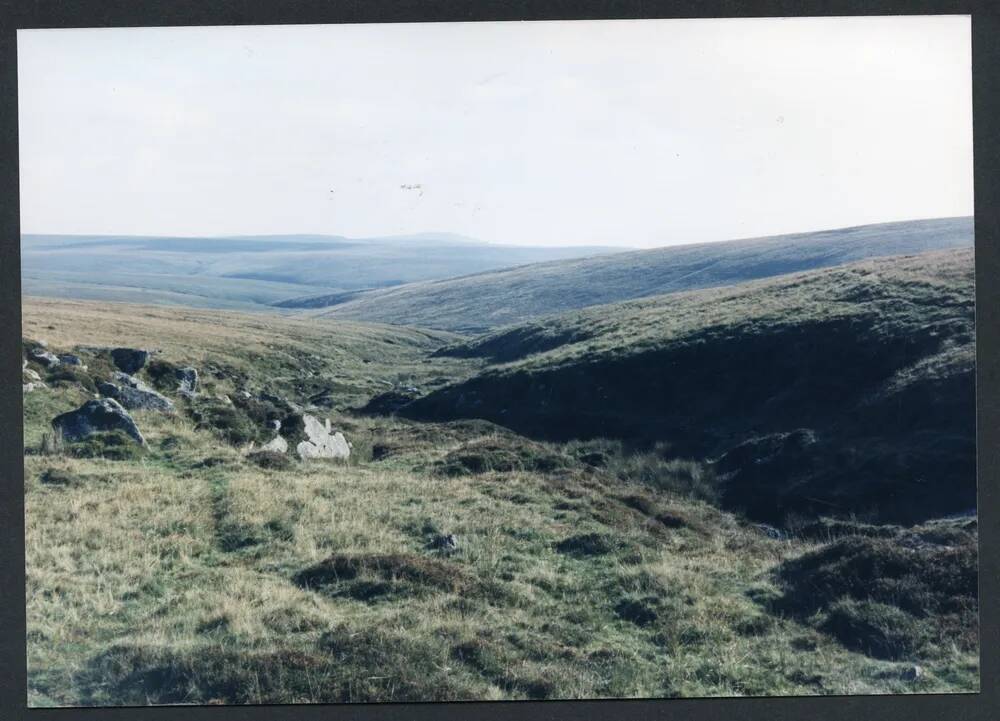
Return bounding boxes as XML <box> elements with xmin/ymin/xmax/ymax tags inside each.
<box><xmin>18</xmin><ymin>16</ymin><xmax>973</xmax><ymax>248</ymax></box>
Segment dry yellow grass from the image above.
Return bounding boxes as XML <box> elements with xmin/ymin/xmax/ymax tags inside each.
<box><xmin>22</xmin><ymin>298</ymin><xmax>979</xmax><ymax>706</ymax></box>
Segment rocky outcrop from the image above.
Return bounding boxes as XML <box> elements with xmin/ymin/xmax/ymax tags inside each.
<box><xmin>30</xmin><ymin>348</ymin><xmax>60</xmax><ymax>367</ymax></box>
<box><xmin>110</xmin><ymin>348</ymin><xmax>150</xmax><ymax>374</ymax></box>
<box><xmin>98</xmin><ymin>372</ymin><xmax>174</xmax><ymax>413</ymax></box>
<box><xmin>296</xmin><ymin>414</ymin><xmax>350</xmax><ymax>461</ymax></box>
<box><xmin>51</xmin><ymin>398</ymin><xmax>146</xmax><ymax>445</ymax></box>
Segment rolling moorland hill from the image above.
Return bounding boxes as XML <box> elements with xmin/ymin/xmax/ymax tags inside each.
<box><xmin>20</xmin><ymin>232</ymin><xmax>620</xmax><ymax>312</ymax></box>
<box><xmin>297</xmin><ymin>217</ymin><xmax>974</xmax><ymax>333</ymax></box>
<box><xmin>21</xmin><ymin>297</ymin><xmax>978</xmax><ymax>704</ymax></box>
<box><xmin>404</xmin><ymin>248</ymin><xmax>977</xmax><ymax>526</ymax></box>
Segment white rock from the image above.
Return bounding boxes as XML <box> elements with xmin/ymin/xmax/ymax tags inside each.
<box><xmin>260</xmin><ymin>435</ymin><xmax>288</xmax><ymax>453</ymax></box>
<box><xmin>296</xmin><ymin>414</ymin><xmax>350</xmax><ymax>461</ymax></box>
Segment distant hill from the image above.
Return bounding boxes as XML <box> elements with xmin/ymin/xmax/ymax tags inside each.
<box><xmin>300</xmin><ymin>217</ymin><xmax>974</xmax><ymax>333</ymax></box>
<box><xmin>404</xmin><ymin>248</ymin><xmax>976</xmax><ymax>525</ymax></box>
<box><xmin>20</xmin><ymin>233</ymin><xmax>621</xmax><ymax>311</ymax></box>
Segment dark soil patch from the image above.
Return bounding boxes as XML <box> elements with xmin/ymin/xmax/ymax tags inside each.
<box><xmin>39</xmin><ymin>468</ymin><xmax>80</xmax><ymax>487</ymax></box>
<box><xmin>554</xmin><ymin>532</ymin><xmax>617</xmax><ymax>557</ymax></box>
<box><xmin>293</xmin><ymin>553</ymin><xmax>471</xmax><ymax>594</ymax></box>
<box><xmin>614</xmin><ymin>597</ymin><xmax>659</xmax><ymax>627</ymax></box>
<box><xmin>65</xmin><ymin>431</ymin><xmax>146</xmax><ymax>461</ymax></box>
<box><xmin>247</xmin><ymin>450</ymin><xmax>292</xmax><ymax>471</ymax></box>
<box><xmin>436</xmin><ymin>437</ymin><xmax>569</xmax><ymax>477</ymax></box>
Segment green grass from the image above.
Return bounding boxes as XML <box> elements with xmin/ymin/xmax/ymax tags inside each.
<box><xmin>21</xmin><ymin>286</ymin><xmax>979</xmax><ymax>706</ymax></box>
<box><xmin>407</xmin><ymin>248</ymin><xmax>976</xmax><ymax>525</ymax></box>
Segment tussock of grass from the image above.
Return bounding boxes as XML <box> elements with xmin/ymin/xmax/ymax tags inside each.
<box><xmin>246</xmin><ymin>450</ymin><xmax>293</xmax><ymax>471</ymax></box>
<box><xmin>436</xmin><ymin>435</ymin><xmax>570</xmax><ymax>477</ymax></box>
<box><xmin>294</xmin><ymin>553</ymin><xmax>472</xmax><ymax>595</ymax></box>
<box><xmin>62</xmin><ymin>431</ymin><xmax>147</xmax><ymax>461</ymax></box>
<box><xmin>772</xmin><ymin>524</ymin><xmax>978</xmax><ymax>660</ymax></box>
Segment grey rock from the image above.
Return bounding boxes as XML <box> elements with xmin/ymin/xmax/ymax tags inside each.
<box><xmin>267</xmin><ymin>419</ymin><xmax>282</xmax><ymax>431</ymax></box>
<box><xmin>51</xmin><ymin>398</ymin><xmax>146</xmax><ymax>445</ymax></box>
<box><xmin>30</xmin><ymin>348</ymin><xmax>60</xmax><ymax>367</ymax></box>
<box><xmin>23</xmin><ymin>367</ymin><xmax>42</xmax><ymax>382</ymax></box>
<box><xmin>175</xmin><ymin>366</ymin><xmax>198</xmax><ymax>395</ymax></box>
<box><xmin>23</xmin><ymin>382</ymin><xmax>47</xmax><ymax>393</ymax></box>
<box><xmin>428</xmin><ymin>533</ymin><xmax>459</xmax><ymax>553</ymax></box>
<box><xmin>902</xmin><ymin>665</ymin><xmax>924</xmax><ymax>681</ymax></box>
<box><xmin>296</xmin><ymin>414</ymin><xmax>350</xmax><ymax>461</ymax></box>
<box><xmin>110</xmin><ymin>347</ymin><xmax>150</xmax><ymax>374</ymax></box>
<box><xmin>100</xmin><ymin>373</ymin><xmax>174</xmax><ymax>413</ymax></box>
<box><xmin>57</xmin><ymin>353</ymin><xmax>85</xmax><ymax>367</ymax></box>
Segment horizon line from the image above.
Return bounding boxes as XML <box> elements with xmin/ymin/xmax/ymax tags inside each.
<box><xmin>20</xmin><ymin>214</ymin><xmax>974</xmax><ymax>250</ymax></box>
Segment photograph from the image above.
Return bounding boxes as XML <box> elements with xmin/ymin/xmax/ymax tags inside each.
<box><xmin>17</xmin><ymin>15</ymin><xmax>978</xmax><ymax>706</ymax></box>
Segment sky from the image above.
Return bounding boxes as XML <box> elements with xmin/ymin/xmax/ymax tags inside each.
<box><xmin>17</xmin><ymin>16</ymin><xmax>973</xmax><ymax>248</ymax></box>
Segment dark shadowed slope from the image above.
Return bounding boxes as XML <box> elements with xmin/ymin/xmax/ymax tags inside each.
<box><xmin>302</xmin><ymin>217</ymin><xmax>973</xmax><ymax>333</ymax></box>
<box><xmin>21</xmin><ymin>233</ymin><xmax>621</xmax><ymax>311</ymax></box>
<box><xmin>404</xmin><ymin>248</ymin><xmax>976</xmax><ymax>525</ymax></box>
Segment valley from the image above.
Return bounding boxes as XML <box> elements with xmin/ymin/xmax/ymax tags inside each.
<box><xmin>21</xmin><ymin>231</ymin><xmax>979</xmax><ymax>703</ymax></box>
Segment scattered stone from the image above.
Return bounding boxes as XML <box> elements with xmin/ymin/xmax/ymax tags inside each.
<box><xmin>30</xmin><ymin>348</ymin><xmax>60</xmax><ymax>367</ymax></box>
<box><xmin>296</xmin><ymin>414</ymin><xmax>350</xmax><ymax>461</ymax></box>
<box><xmin>110</xmin><ymin>347</ymin><xmax>150</xmax><ymax>374</ymax></box>
<box><xmin>428</xmin><ymin>533</ymin><xmax>459</xmax><ymax>553</ymax></box>
<box><xmin>902</xmin><ymin>664</ymin><xmax>924</xmax><ymax>681</ymax></box>
<box><xmin>260</xmin><ymin>434</ymin><xmax>289</xmax><ymax>454</ymax></box>
<box><xmin>57</xmin><ymin>353</ymin><xmax>86</xmax><ymax>368</ymax></box>
<box><xmin>175</xmin><ymin>367</ymin><xmax>198</xmax><ymax>395</ymax></box>
<box><xmin>51</xmin><ymin>398</ymin><xmax>146</xmax><ymax>445</ymax></box>
<box><xmin>99</xmin><ymin>373</ymin><xmax>174</xmax><ymax>413</ymax></box>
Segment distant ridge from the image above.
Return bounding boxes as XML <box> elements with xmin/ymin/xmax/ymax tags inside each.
<box><xmin>298</xmin><ymin>217</ymin><xmax>973</xmax><ymax>333</ymax></box>
<box><xmin>20</xmin><ymin>231</ymin><xmax>622</xmax><ymax>311</ymax></box>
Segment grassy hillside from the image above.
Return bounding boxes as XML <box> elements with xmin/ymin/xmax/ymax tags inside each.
<box><xmin>21</xmin><ymin>233</ymin><xmax>620</xmax><ymax>312</ymax></box>
<box><xmin>304</xmin><ymin>217</ymin><xmax>973</xmax><ymax>333</ymax></box>
<box><xmin>406</xmin><ymin>249</ymin><xmax>976</xmax><ymax>525</ymax></box>
<box><xmin>22</xmin><ymin>297</ymin><xmax>977</xmax><ymax>705</ymax></box>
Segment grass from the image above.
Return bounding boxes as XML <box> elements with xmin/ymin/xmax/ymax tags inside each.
<box><xmin>21</xmin><ymin>282</ymin><xmax>979</xmax><ymax>706</ymax></box>
<box><xmin>407</xmin><ymin>249</ymin><xmax>976</xmax><ymax>525</ymax></box>
<box><xmin>310</xmin><ymin>217</ymin><xmax>973</xmax><ymax>332</ymax></box>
